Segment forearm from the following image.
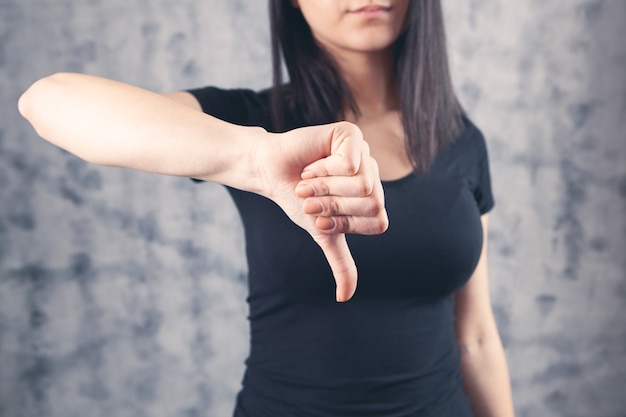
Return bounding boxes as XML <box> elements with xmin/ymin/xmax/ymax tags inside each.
<box><xmin>18</xmin><ymin>73</ymin><xmax>266</xmax><ymax>192</ymax></box>
<box><xmin>459</xmin><ymin>338</ymin><xmax>515</xmax><ymax>417</ymax></box>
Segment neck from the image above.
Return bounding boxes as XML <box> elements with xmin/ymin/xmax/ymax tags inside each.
<box><xmin>328</xmin><ymin>48</ymin><xmax>398</xmax><ymax>119</ymax></box>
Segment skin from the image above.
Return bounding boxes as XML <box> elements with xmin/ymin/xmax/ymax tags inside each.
<box><xmin>286</xmin><ymin>0</ymin><xmax>515</xmax><ymax>415</ymax></box>
<box><xmin>19</xmin><ymin>75</ymin><xmax>387</xmax><ymax>303</ymax></box>
<box><xmin>294</xmin><ymin>0</ymin><xmax>413</xmax><ymax>181</ymax></box>
<box><xmin>18</xmin><ymin>0</ymin><xmax>514</xmax><ymax>414</ymax></box>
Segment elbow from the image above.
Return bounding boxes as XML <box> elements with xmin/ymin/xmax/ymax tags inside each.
<box><xmin>18</xmin><ymin>73</ymin><xmax>82</xmax><ymax>149</ymax></box>
<box><xmin>17</xmin><ymin>79</ymin><xmax>39</xmax><ymax>120</ymax></box>
<box><xmin>18</xmin><ymin>72</ymin><xmax>73</xmax><ymax>120</ymax></box>
<box><xmin>17</xmin><ymin>88</ymin><xmax>30</xmax><ymax>119</ymax></box>
<box><xmin>18</xmin><ymin>78</ymin><xmax>47</xmax><ymax>138</ymax></box>
<box><xmin>18</xmin><ymin>74</ymin><xmax>52</xmax><ymax>121</ymax></box>
<box><xmin>457</xmin><ymin>337</ymin><xmax>488</xmax><ymax>357</ymax></box>
<box><xmin>18</xmin><ymin>73</ymin><xmax>106</xmax><ymax>165</ymax></box>
<box><xmin>457</xmin><ymin>336</ymin><xmax>504</xmax><ymax>360</ymax></box>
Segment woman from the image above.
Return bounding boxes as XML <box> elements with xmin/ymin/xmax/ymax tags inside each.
<box><xmin>19</xmin><ymin>0</ymin><xmax>515</xmax><ymax>416</ymax></box>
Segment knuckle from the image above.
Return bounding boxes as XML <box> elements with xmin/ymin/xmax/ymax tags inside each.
<box><xmin>362</xmin><ymin>159</ymin><xmax>377</xmax><ymax>189</ymax></box>
<box><xmin>359</xmin><ymin>180</ymin><xmax>372</xmax><ymax>196</ymax></box>
<box><xmin>366</xmin><ymin>199</ymin><xmax>382</xmax><ymax>217</ymax></box>
<box><xmin>335</xmin><ymin>216</ymin><xmax>350</xmax><ymax>233</ymax></box>
<box><xmin>370</xmin><ymin>214</ymin><xmax>389</xmax><ymax>234</ymax></box>
<box><xmin>344</xmin><ymin>159</ymin><xmax>359</xmax><ymax>175</ymax></box>
<box><xmin>378</xmin><ymin>213</ymin><xmax>390</xmax><ymax>233</ymax></box>
<box><xmin>357</xmin><ymin>174</ymin><xmax>374</xmax><ymax>195</ymax></box>
<box><xmin>375</xmin><ymin>191</ymin><xmax>385</xmax><ymax>207</ymax></box>
<box><xmin>318</xmin><ymin>181</ymin><xmax>329</xmax><ymax>196</ymax></box>
<box><xmin>329</xmin><ymin>199</ymin><xmax>340</xmax><ymax>216</ymax></box>
<box><xmin>338</xmin><ymin>121</ymin><xmax>363</xmax><ymax>139</ymax></box>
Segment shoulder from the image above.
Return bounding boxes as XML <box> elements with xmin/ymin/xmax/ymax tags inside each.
<box><xmin>187</xmin><ymin>84</ymin><xmax>309</xmax><ymax>132</ymax></box>
<box><xmin>454</xmin><ymin>117</ymin><xmax>488</xmax><ymax>158</ymax></box>
<box><xmin>186</xmin><ymin>85</ymin><xmax>273</xmax><ymax>128</ymax></box>
<box><xmin>433</xmin><ymin>116</ymin><xmax>490</xmax><ymax>170</ymax></box>
<box><xmin>431</xmin><ymin>115</ymin><xmax>494</xmax><ymax>200</ymax></box>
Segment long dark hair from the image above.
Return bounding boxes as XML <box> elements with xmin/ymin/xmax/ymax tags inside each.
<box><xmin>269</xmin><ymin>0</ymin><xmax>465</xmax><ymax>173</ymax></box>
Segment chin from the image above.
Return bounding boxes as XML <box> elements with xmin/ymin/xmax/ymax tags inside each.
<box><xmin>347</xmin><ymin>33</ymin><xmax>398</xmax><ymax>52</ymax></box>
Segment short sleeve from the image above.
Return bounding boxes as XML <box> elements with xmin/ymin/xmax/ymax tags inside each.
<box><xmin>470</xmin><ymin>125</ymin><xmax>495</xmax><ymax>214</ymax></box>
<box><xmin>186</xmin><ymin>86</ymin><xmax>271</xmax><ymax>128</ymax></box>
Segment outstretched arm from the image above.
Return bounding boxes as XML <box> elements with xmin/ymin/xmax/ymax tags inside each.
<box><xmin>18</xmin><ymin>73</ymin><xmax>265</xmax><ymax>190</ymax></box>
<box><xmin>18</xmin><ymin>73</ymin><xmax>388</xmax><ymax>301</ymax></box>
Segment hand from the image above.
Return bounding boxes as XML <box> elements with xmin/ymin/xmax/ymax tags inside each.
<box><xmin>255</xmin><ymin>121</ymin><xmax>389</xmax><ymax>302</ymax></box>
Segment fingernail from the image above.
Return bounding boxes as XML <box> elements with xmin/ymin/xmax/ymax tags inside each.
<box><xmin>317</xmin><ymin>217</ymin><xmax>336</xmax><ymax>231</ymax></box>
<box><xmin>303</xmin><ymin>200</ymin><xmax>323</xmax><ymax>215</ymax></box>
<box><xmin>295</xmin><ymin>183</ymin><xmax>315</xmax><ymax>198</ymax></box>
<box><xmin>336</xmin><ymin>288</ymin><xmax>349</xmax><ymax>303</ymax></box>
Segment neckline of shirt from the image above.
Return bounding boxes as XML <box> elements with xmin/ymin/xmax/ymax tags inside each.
<box><xmin>381</xmin><ymin>172</ymin><xmax>417</xmax><ymax>187</ymax></box>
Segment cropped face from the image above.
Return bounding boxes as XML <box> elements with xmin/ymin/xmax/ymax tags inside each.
<box><xmin>293</xmin><ymin>0</ymin><xmax>410</xmax><ymax>55</ymax></box>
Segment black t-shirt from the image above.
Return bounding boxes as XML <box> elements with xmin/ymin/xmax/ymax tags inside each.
<box><xmin>188</xmin><ymin>86</ymin><xmax>494</xmax><ymax>417</ymax></box>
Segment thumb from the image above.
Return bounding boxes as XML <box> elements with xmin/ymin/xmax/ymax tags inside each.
<box><xmin>293</xmin><ymin>121</ymin><xmax>364</xmax><ymax>179</ymax></box>
<box><xmin>314</xmin><ymin>233</ymin><xmax>357</xmax><ymax>302</ymax></box>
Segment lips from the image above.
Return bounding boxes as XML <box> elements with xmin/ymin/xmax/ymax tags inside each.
<box><xmin>350</xmin><ymin>2</ymin><xmax>392</xmax><ymax>13</ymax></box>
<box><xmin>356</xmin><ymin>5</ymin><xmax>389</xmax><ymax>12</ymax></box>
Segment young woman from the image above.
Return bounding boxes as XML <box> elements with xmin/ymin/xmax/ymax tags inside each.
<box><xmin>19</xmin><ymin>0</ymin><xmax>515</xmax><ymax>415</ymax></box>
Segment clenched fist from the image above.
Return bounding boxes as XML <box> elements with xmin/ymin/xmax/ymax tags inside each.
<box><xmin>253</xmin><ymin>121</ymin><xmax>389</xmax><ymax>302</ymax></box>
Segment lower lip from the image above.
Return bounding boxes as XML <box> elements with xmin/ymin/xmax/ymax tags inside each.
<box><xmin>351</xmin><ymin>7</ymin><xmax>390</xmax><ymax>18</ymax></box>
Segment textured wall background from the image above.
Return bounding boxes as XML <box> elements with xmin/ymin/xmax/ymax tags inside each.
<box><xmin>0</xmin><ymin>1</ymin><xmax>624</xmax><ymax>416</ymax></box>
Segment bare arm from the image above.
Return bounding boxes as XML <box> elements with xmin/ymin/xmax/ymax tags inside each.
<box><xmin>454</xmin><ymin>215</ymin><xmax>515</xmax><ymax>416</ymax></box>
<box><xmin>18</xmin><ymin>73</ymin><xmax>264</xmax><ymax>192</ymax></box>
<box><xmin>18</xmin><ymin>73</ymin><xmax>388</xmax><ymax>301</ymax></box>
<box><xmin>160</xmin><ymin>91</ymin><xmax>203</xmax><ymax>111</ymax></box>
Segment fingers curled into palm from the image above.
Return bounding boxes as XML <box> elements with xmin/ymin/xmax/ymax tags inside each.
<box><xmin>298</xmin><ymin>150</ymin><xmax>388</xmax><ymax>236</ymax></box>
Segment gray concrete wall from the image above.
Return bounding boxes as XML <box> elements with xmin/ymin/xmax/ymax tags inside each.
<box><xmin>1</xmin><ymin>1</ymin><xmax>624</xmax><ymax>416</ymax></box>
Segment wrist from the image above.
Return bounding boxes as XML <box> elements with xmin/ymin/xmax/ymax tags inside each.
<box><xmin>226</xmin><ymin>125</ymin><xmax>274</xmax><ymax>196</ymax></box>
